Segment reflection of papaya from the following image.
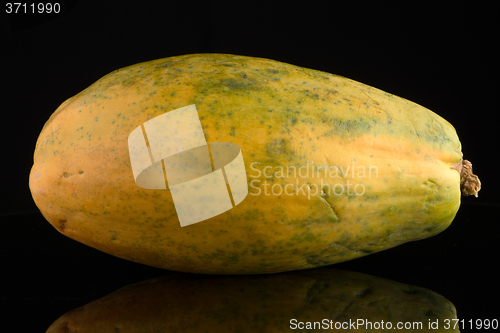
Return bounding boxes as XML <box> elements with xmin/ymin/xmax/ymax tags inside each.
<box><xmin>47</xmin><ymin>268</ymin><xmax>459</xmax><ymax>332</ymax></box>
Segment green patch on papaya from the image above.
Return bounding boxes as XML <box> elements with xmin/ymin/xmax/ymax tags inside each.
<box><xmin>322</xmin><ymin>117</ymin><xmax>372</xmax><ymax>137</ymax></box>
<box><xmin>286</xmin><ymin>230</ymin><xmax>319</xmax><ymax>247</ymax></box>
<box><xmin>265</xmin><ymin>139</ymin><xmax>294</xmax><ymax>158</ymax></box>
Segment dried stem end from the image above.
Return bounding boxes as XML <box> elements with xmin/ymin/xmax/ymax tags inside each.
<box><xmin>453</xmin><ymin>159</ymin><xmax>481</xmax><ymax>197</ymax></box>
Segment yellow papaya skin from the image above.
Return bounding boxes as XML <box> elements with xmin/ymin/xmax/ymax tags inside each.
<box><xmin>30</xmin><ymin>54</ymin><xmax>473</xmax><ymax>274</ymax></box>
<box><xmin>46</xmin><ymin>269</ymin><xmax>460</xmax><ymax>333</ymax></box>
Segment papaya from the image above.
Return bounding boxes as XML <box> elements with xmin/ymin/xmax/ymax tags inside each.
<box><xmin>46</xmin><ymin>268</ymin><xmax>460</xmax><ymax>332</ymax></box>
<box><xmin>29</xmin><ymin>53</ymin><xmax>480</xmax><ymax>274</ymax></box>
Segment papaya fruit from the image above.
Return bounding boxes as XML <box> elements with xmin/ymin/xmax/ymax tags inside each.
<box><xmin>29</xmin><ymin>54</ymin><xmax>480</xmax><ymax>274</ymax></box>
<box><xmin>46</xmin><ymin>268</ymin><xmax>460</xmax><ymax>332</ymax></box>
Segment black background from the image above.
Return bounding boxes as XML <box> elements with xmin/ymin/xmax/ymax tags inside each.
<box><xmin>1</xmin><ymin>1</ymin><xmax>498</xmax><ymax>331</ymax></box>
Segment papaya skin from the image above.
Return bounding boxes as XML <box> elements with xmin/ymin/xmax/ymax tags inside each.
<box><xmin>29</xmin><ymin>54</ymin><xmax>478</xmax><ymax>274</ymax></box>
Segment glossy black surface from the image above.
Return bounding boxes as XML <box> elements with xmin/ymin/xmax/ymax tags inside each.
<box><xmin>2</xmin><ymin>1</ymin><xmax>497</xmax><ymax>332</ymax></box>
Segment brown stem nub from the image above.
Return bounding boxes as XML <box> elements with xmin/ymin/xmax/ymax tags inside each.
<box><xmin>456</xmin><ymin>159</ymin><xmax>481</xmax><ymax>197</ymax></box>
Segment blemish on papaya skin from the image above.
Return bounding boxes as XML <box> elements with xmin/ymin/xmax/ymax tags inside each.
<box><xmin>59</xmin><ymin>219</ymin><xmax>68</xmax><ymax>231</ymax></box>
<box><xmin>266</xmin><ymin>139</ymin><xmax>294</xmax><ymax>158</ymax></box>
<box><xmin>219</xmin><ymin>78</ymin><xmax>259</xmax><ymax>92</ymax></box>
